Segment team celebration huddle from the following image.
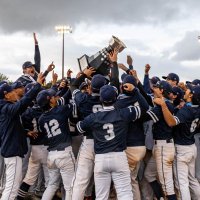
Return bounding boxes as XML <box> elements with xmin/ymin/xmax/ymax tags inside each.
<box><xmin>0</xmin><ymin>33</ymin><xmax>200</xmax><ymax>200</ymax></box>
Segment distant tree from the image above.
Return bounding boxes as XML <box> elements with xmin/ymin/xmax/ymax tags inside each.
<box><xmin>0</xmin><ymin>73</ymin><xmax>12</xmax><ymax>84</ymax></box>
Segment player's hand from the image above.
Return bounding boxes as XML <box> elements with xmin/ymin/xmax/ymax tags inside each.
<box><xmin>67</xmin><ymin>69</ymin><xmax>73</xmax><ymax>77</ymax></box>
<box><xmin>123</xmin><ymin>83</ymin><xmax>135</xmax><ymax>92</ymax></box>
<box><xmin>83</xmin><ymin>67</ymin><xmax>96</xmax><ymax>78</ymax></box>
<box><xmin>127</xmin><ymin>55</ymin><xmax>133</xmax><ymax>66</ymax></box>
<box><xmin>145</xmin><ymin>64</ymin><xmax>151</xmax><ymax>75</ymax></box>
<box><xmin>37</xmin><ymin>73</ymin><xmax>45</xmax><ymax>85</ymax></box>
<box><xmin>153</xmin><ymin>97</ymin><xmax>165</xmax><ymax>106</ymax></box>
<box><xmin>52</xmin><ymin>71</ymin><xmax>58</xmax><ymax>85</ymax></box>
<box><xmin>47</xmin><ymin>62</ymin><xmax>55</xmax><ymax>72</ymax></box>
<box><xmin>178</xmin><ymin>82</ymin><xmax>187</xmax><ymax>92</ymax></box>
<box><xmin>33</xmin><ymin>32</ymin><xmax>38</xmax><ymax>45</ymax></box>
<box><xmin>27</xmin><ymin>131</ymin><xmax>38</xmax><ymax>139</ymax></box>
<box><xmin>108</xmin><ymin>47</ymin><xmax>119</xmax><ymax>63</ymax></box>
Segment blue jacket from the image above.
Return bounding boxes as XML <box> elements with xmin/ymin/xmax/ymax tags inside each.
<box><xmin>0</xmin><ymin>83</ymin><xmax>41</xmax><ymax>158</ymax></box>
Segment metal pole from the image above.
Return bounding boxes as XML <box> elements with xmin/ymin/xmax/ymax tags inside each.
<box><xmin>62</xmin><ymin>31</ymin><xmax>65</xmax><ymax>79</ymax></box>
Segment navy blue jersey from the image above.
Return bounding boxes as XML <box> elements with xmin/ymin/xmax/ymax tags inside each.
<box><xmin>73</xmin><ymin>89</ymin><xmax>103</xmax><ymax>138</ymax></box>
<box><xmin>21</xmin><ymin>105</ymin><xmax>47</xmax><ymax>145</ymax></box>
<box><xmin>38</xmin><ymin>104</ymin><xmax>73</xmax><ymax>151</ymax></box>
<box><xmin>77</xmin><ymin>105</ymin><xmax>141</xmax><ymax>154</ymax></box>
<box><xmin>115</xmin><ymin>88</ymin><xmax>149</xmax><ymax>146</ymax></box>
<box><xmin>146</xmin><ymin>100</ymin><xmax>174</xmax><ymax>140</ymax></box>
<box><xmin>173</xmin><ymin>103</ymin><xmax>200</xmax><ymax>145</ymax></box>
<box><xmin>0</xmin><ymin>83</ymin><xmax>41</xmax><ymax>157</ymax></box>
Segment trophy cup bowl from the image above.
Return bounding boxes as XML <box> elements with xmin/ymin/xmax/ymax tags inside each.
<box><xmin>78</xmin><ymin>36</ymin><xmax>126</xmax><ymax>76</ymax></box>
<box><xmin>108</xmin><ymin>35</ymin><xmax>126</xmax><ymax>53</ymax></box>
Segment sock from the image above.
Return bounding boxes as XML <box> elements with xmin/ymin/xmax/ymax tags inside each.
<box><xmin>16</xmin><ymin>182</ymin><xmax>30</xmax><ymax>200</ymax></box>
<box><xmin>149</xmin><ymin>180</ymin><xmax>164</xmax><ymax>199</ymax></box>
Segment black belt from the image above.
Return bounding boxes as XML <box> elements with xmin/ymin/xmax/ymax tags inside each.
<box><xmin>86</xmin><ymin>135</ymin><xmax>93</xmax><ymax>139</ymax></box>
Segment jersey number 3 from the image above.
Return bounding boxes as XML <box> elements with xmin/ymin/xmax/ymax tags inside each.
<box><xmin>44</xmin><ymin>119</ymin><xmax>62</xmax><ymax>138</ymax></box>
<box><xmin>103</xmin><ymin>123</ymin><xmax>115</xmax><ymax>141</ymax></box>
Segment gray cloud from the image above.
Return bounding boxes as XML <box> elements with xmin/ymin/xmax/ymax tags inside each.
<box><xmin>0</xmin><ymin>0</ymin><xmax>195</xmax><ymax>33</ymax></box>
<box><xmin>172</xmin><ymin>31</ymin><xmax>200</xmax><ymax>61</ymax></box>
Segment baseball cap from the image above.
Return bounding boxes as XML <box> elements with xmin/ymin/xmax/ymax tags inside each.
<box><xmin>186</xmin><ymin>84</ymin><xmax>200</xmax><ymax>105</ymax></box>
<box><xmin>91</xmin><ymin>74</ymin><xmax>107</xmax><ymax>92</ymax></box>
<box><xmin>22</xmin><ymin>61</ymin><xmax>35</xmax><ymax>69</ymax></box>
<box><xmin>79</xmin><ymin>82</ymin><xmax>88</xmax><ymax>90</ymax></box>
<box><xmin>11</xmin><ymin>81</ymin><xmax>24</xmax><ymax>90</ymax></box>
<box><xmin>0</xmin><ymin>80</ymin><xmax>8</xmax><ymax>86</ymax></box>
<box><xmin>0</xmin><ymin>83</ymin><xmax>13</xmax><ymax>99</ymax></box>
<box><xmin>154</xmin><ymin>80</ymin><xmax>173</xmax><ymax>94</ymax></box>
<box><xmin>150</xmin><ymin>76</ymin><xmax>160</xmax><ymax>86</ymax></box>
<box><xmin>100</xmin><ymin>85</ymin><xmax>117</xmax><ymax>103</ymax></box>
<box><xmin>186</xmin><ymin>79</ymin><xmax>200</xmax><ymax>86</ymax></box>
<box><xmin>121</xmin><ymin>73</ymin><xmax>128</xmax><ymax>82</ymax></box>
<box><xmin>172</xmin><ymin>86</ymin><xmax>184</xmax><ymax>100</ymax></box>
<box><xmin>36</xmin><ymin>89</ymin><xmax>56</xmax><ymax>108</ymax></box>
<box><xmin>122</xmin><ymin>75</ymin><xmax>137</xmax><ymax>86</ymax></box>
<box><xmin>162</xmin><ymin>73</ymin><xmax>179</xmax><ymax>83</ymax></box>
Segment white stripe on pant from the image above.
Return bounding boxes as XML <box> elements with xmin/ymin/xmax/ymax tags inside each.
<box><xmin>153</xmin><ymin>140</ymin><xmax>175</xmax><ymax>196</ymax></box>
<box><xmin>94</xmin><ymin>151</ymin><xmax>133</xmax><ymax>200</ymax></box>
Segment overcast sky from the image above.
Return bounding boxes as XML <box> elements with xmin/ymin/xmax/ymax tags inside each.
<box><xmin>0</xmin><ymin>0</ymin><xmax>200</xmax><ymax>82</ymax></box>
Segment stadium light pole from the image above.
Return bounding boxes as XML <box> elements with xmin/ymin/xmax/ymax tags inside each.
<box><xmin>55</xmin><ymin>25</ymin><xmax>72</xmax><ymax>78</ymax></box>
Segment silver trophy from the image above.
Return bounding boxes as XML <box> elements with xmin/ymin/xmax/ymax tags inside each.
<box><xmin>78</xmin><ymin>36</ymin><xmax>126</xmax><ymax>76</ymax></box>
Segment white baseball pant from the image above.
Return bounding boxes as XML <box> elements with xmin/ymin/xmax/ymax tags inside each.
<box><xmin>125</xmin><ymin>146</ymin><xmax>146</xmax><ymax>200</ymax></box>
<box><xmin>153</xmin><ymin>140</ymin><xmax>175</xmax><ymax>196</ymax></box>
<box><xmin>1</xmin><ymin>156</ymin><xmax>22</xmax><ymax>200</ymax></box>
<box><xmin>194</xmin><ymin>133</ymin><xmax>200</xmax><ymax>183</ymax></box>
<box><xmin>94</xmin><ymin>151</ymin><xmax>133</xmax><ymax>200</ymax></box>
<box><xmin>173</xmin><ymin>144</ymin><xmax>200</xmax><ymax>200</ymax></box>
<box><xmin>71</xmin><ymin>137</ymin><xmax>95</xmax><ymax>200</ymax></box>
<box><xmin>42</xmin><ymin>146</ymin><xmax>75</xmax><ymax>200</ymax></box>
<box><xmin>23</xmin><ymin>145</ymin><xmax>49</xmax><ymax>187</ymax></box>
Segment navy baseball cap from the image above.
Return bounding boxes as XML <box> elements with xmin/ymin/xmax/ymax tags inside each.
<box><xmin>122</xmin><ymin>75</ymin><xmax>137</xmax><ymax>86</ymax></box>
<box><xmin>150</xmin><ymin>76</ymin><xmax>160</xmax><ymax>86</ymax></box>
<box><xmin>162</xmin><ymin>73</ymin><xmax>179</xmax><ymax>83</ymax></box>
<box><xmin>186</xmin><ymin>84</ymin><xmax>200</xmax><ymax>105</ymax></box>
<box><xmin>36</xmin><ymin>89</ymin><xmax>56</xmax><ymax>108</ymax></box>
<box><xmin>0</xmin><ymin>80</ymin><xmax>8</xmax><ymax>86</ymax></box>
<box><xmin>154</xmin><ymin>80</ymin><xmax>173</xmax><ymax>94</ymax></box>
<box><xmin>79</xmin><ymin>82</ymin><xmax>88</xmax><ymax>90</ymax></box>
<box><xmin>100</xmin><ymin>85</ymin><xmax>117</xmax><ymax>103</ymax></box>
<box><xmin>172</xmin><ymin>86</ymin><xmax>184</xmax><ymax>100</ymax></box>
<box><xmin>91</xmin><ymin>74</ymin><xmax>107</xmax><ymax>92</ymax></box>
<box><xmin>0</xmin><ymin>83</ymin><xmax>13</xmax><ymax>99</ymax></box>
<box><xmin>121</xmin><ymin>73</ymin><xmax>128</xmax><ymax>82</ymax></box>
<box><xmin>186</xmin><ymin>79</ymin><xmax>200</xmax><ymax>86</ymax></box>
<box><xmin>22</xmin><ymin>61</ymin><xmax>35</xmax><ymax>69</ymax></box>
<box><xmin>11</xmin><ymin>81</ymin><xmax>24</xmax><ymax>90</ymax></box>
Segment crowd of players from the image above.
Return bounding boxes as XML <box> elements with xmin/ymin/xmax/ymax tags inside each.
<box><xmin>0</xmin><ymin>33</ymin><xmax>200</xmax><ymax>200</ymax></box>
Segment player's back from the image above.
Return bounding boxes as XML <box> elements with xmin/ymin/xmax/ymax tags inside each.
<box><xmin>39</xmin><ymin>104</ymin><xmax>72</xmax><ymax>151</ymax></box>
<box><xmin>173</xmin><ymin>104</ymin><xmax>200</xmax><ymax>145</ymax></box>
<box><xmin>87</xmin><ymin>107</ymin><xmax>133</xmax><ymax>154</ymax></box>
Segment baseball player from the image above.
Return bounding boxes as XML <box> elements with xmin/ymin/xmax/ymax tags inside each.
<box><xmin>76</xmin><ymin>84</ymin><xmax>143</xmax><ymax>200</ymax></box>
<box><xmin>16</xmin><ymin>102</ymin><xmax>49</xmax><ymax>199</ymax></box>
<box><xmin>71</xmin><ymin>74</ymin><xmax>107</xmax><ymax>200</ymax></box>
<box><xmin>154</xmin><ymin>84</ymin><xmax>200</xmax><ymax>200</ymax></box>
<box><xmin>142</xmin><ymin>80</ymin><xmax>177</xmax><ymax>200</ymax></box>
<box><xmin>0</xmin><ymin>75</ymin><xmax>44</xmax><ymax>200</ymax></box>
<box><xmin>115</xmin><ymin>75</ymin><xmax>149</xmax><ymax>199</ymax></box>
<box><xmin>37</xmin><ymin>88</ymin><xmax>75</xmax><ymax>200</ymax></box>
